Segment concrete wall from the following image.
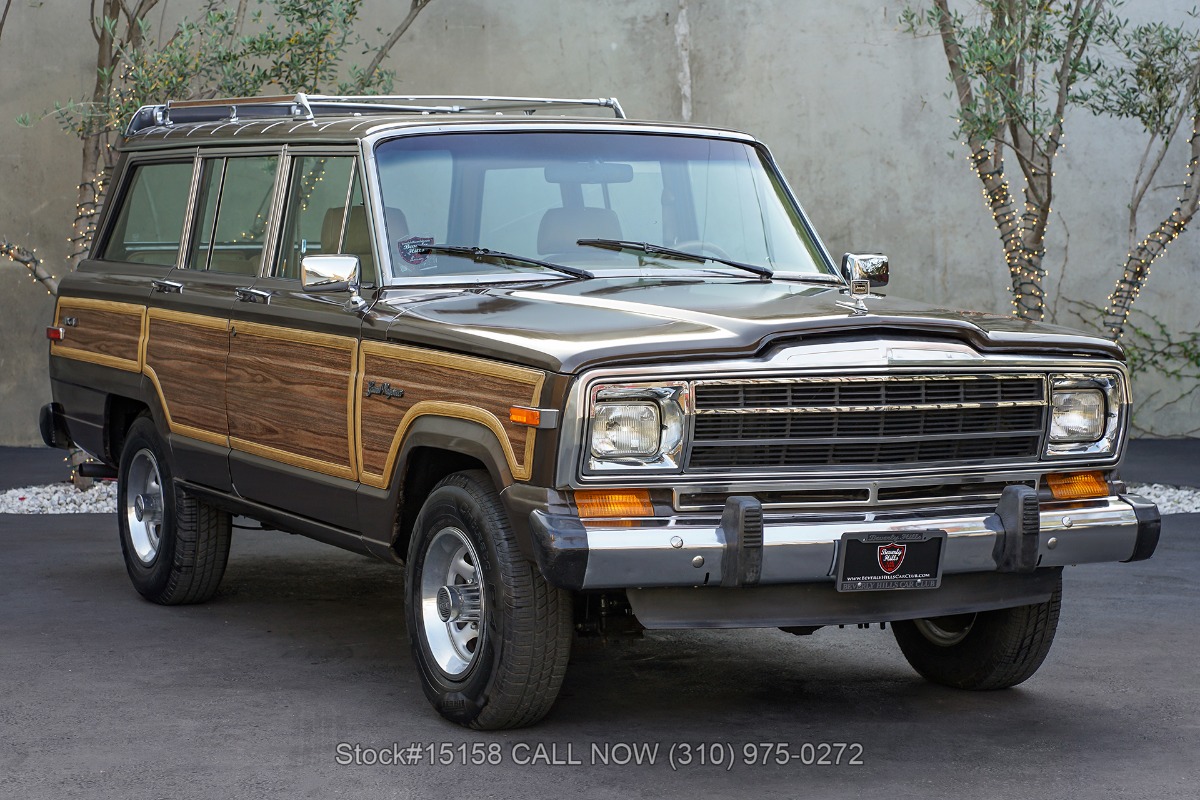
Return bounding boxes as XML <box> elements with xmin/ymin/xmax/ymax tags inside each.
<box><xmin>2</xmin><ymin>0</ymin><xmax>1197</xmax><ymax>444</ymax></box>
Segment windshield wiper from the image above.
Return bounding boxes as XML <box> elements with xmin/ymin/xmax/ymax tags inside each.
<box><xmin>418</xmin><ymin>245</ymin><xmax>593</xmax><ymax>280</ymax></box>
<box><xmin>576</xmin><ymin>238</ymin><xmax>773</xmax><ymax>280</ymax></box>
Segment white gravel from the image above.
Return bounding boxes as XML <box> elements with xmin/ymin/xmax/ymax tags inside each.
<box><xmin>2</xmin><ymin>480</ymin><xmax>1198</xmax><ymax>515</ymax></box>
<box><xmin>0</xmin><ymin>481</ymin><xmax>118</xmax><ymax>514</ymax></box>
<box><xmin>1126</xmin><ymin>484</ymin><xmax>1200</xmax><ymax>516</ymax></box>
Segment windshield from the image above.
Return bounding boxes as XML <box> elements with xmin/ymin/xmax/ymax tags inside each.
<box><xmin>373</xmin><ymin>131</ymin><xmax>832</xmax><ymax>281</ymax></box>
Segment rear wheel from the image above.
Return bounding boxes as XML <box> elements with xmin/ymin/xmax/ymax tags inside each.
<box><xmin>117</xmin><ymin>416</ymin><xmax>231</xmax><ymax>604</ymax></box>
<box><xmin>891</xmin><ymin>573</ymin><xmax>1062</xmax><ymax>690</ymax></box>
<box><xmin>405</xmin><ymin>470</ymin><xmax>572</xmax><ymax>729</ymax></box>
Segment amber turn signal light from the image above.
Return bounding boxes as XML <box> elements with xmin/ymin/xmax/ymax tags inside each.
<box><xmin>509</xmin><ymin>406</ymin><xmax>541</xmax><ymax>427</ymax></box>
<box><xmin>574</xmin><ymin>489</ymin><xmax>653</xmax><ymax>518</ymax></box>
<box><xmin>1045</xmin><ymin>471</ymin><xmax>1108</xmax><ymax>501</ymax></box>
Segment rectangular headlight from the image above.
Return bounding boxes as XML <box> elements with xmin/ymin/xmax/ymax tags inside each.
<box><xmin>590</xmin><ymin>402</ymin><xmax>661</xmax><ymax>458</ymax></box>
<box><xmin>1044</xmin><ymin>373</ymin><xmax>1125</xmax><ymax>459</ymax></box>
<box><xmin>583</xmin><ymin>381</ymin><xmax>689</xmax><ymax>474</ymax></box>
<box><xmin>1049</xmin><ymin>389</ymin><xmax>1105</xmax><ymax>442</ymax></box>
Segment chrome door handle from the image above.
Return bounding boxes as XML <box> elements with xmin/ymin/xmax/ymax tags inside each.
<box><xmin>234</xmin><ymin>287</ymin><xmax>272</xmax><ymax>304</ymax></box>
<box><xmin>151</xmin><ymin>278</ymin><xmax>183</xmax><ymax>294</ymax></box>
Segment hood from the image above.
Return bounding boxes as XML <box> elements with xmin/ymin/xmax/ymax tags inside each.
<box><xmin>374</xmin><ymin>275</ymin><xmax>1123</xmax><ymax>373</ymax></box>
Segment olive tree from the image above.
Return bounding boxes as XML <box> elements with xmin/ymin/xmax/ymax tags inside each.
<box><xmin>902</xmin><ymin>0</ymin><xmax>1200</xmax><ymax>337</ymax></box>
<box><xmin>0</xmin><ymin>0</ymin><xmax>435</xmax><ymax>294</ymax></box>
<box><xmin>1075</xmin><ymin>15</ymin><xmax>1200</xmax><ymax>339</ymax></box>
<box><xmin>0</xmin><ymin>0</ymin><xmax>433</xmax><ymax>481</ymax></box>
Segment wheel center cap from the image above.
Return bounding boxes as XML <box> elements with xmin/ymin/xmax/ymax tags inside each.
<box><xmin>134</xmin><ymin>494</ymin><xmax>146</xmax><ymax>522</ymax></box>
<box><xmin>436</xmin><ymin>585</ymin><xmax>461</xmax><ymax>623</ymax></box>
<box><xmin>436</xmin><ymin>583</ymin><xmax>481</xmax><ymax>624</ymax></box>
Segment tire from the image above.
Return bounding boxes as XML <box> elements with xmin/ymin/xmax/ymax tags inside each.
<box><xmin>117</xmin><ymin>416</ymin><xmax>231</xmax><ymax>605</ymax></box>
<box><xmin>405</xmin><ymin>470</ymin><xmax>573</xmax><ymax>730</ymax></box>
<box><xmin>891</xmin><ymin>572</ymin><xmax>1062</xmax><ymax>690</ymax></box>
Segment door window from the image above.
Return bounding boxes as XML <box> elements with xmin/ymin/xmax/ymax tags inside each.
<box><xmin>275</xmin><ymin>156</ymin><xmax>375</xmax><ymax>282</ymax></box>
<box><xmin>188</xmin><ymin>155</ymin><xmax>279</xmax><ymax>275</ymax></box>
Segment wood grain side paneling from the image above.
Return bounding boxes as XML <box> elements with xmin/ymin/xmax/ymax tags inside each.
<box><xmin>52</xmin><ymin>298</ymin><xmax>144</xmax><ymax>372</ymax></box>
<box><xmin>143</xmin><ymin>309</ymin><xmax>230</xmax><ymax>446</ymax></box>
<box><xmin>357</xmin><ymin>343</ymin><xmax>545</xmax><ymax>488</ymax></box>
<box><xmin>227</xmin><ymin>322</ymin><xmax>358</xmax><ymax>480</ymax></box>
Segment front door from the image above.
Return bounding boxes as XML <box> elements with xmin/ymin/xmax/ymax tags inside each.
<box><xmin>226</xmin><ymin>151</ymin><xmax>371</xmax><ymax>528</ymax></box>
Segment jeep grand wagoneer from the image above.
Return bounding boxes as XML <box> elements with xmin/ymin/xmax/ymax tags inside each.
<box><xmin>42</xmin><ymin>94</ymin><xmax>1159</xmax><ymax>729</ymax></box>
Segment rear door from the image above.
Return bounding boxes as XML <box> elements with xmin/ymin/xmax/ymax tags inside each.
<box><xmin>143</xmin><ymin>149</ymin><xmax>282</xmax><ymax>491</ymax></box>
<box><xmin>226</xmin><ymin>149</ymin><xmax>371</xmax><ymax>529</ymax></box>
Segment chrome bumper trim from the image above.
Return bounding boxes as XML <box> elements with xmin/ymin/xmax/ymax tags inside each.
<box><xmin>559</xmin><ymin>497</ymin><xmax>1142</xmax><ymax>590</ymax></box>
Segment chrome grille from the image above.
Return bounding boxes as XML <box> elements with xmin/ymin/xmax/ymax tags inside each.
<box><xmin>688</xmin><ymin>374</ymin><xmax>1046</xmax><ymax>472</ymax></box>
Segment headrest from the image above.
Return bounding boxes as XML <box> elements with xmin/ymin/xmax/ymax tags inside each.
<box><xmin>536</xmin><ymin>206</ymin><xmax>621</xmax><ymax>255</ymax></box>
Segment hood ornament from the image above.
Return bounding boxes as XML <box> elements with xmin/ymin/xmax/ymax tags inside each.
<box><xmin>835</xmin><ymin>253</ymin><xmax>888</xmax><ymax>316</ymax></box>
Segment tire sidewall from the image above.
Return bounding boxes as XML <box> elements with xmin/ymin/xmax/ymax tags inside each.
<box><xmin>117</xmin><ymin>417</ymin><xmax>179</xmax><ymax>597</ymax></box>
<box><xmin>405</xmin><ymin>482</ymin><xmax>505</xmax><ymax>725</ymax></box>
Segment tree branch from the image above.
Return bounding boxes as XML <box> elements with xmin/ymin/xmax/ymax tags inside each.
<box><xmin>1128</xmin><ymin>56</ymin><xmax>1200</xmax><ymax>247</ymax></box>
<box><xmin>933</xmin><ymin>0</ymin><xmax>977</xmax><ymax>116</ymax></box>
<box><xmin>0</xmin><ymin>0</ymin><xmax>14</xmax><ymax>49</ymax></box>
<box><xmin>1105</xmin><ymin>114</ymin><xmax>1200</xmax><ymax>337</ymax></box>
<box><xmin>1048</xmin><ymin>0</ymin><xmax>1105</xmax><ymax>153</ymax></box>
<box><xmin>1</xmin><ymin>239</ymin><xmax>59</xmax><ymax>295</ymax></box>
<box><xmin>361</xmin><ymin>0</ymin><xmax>434</xmax><ymax>87</ymax></box>
<box><xmin>233</xmin><ymin>0</ymin><xmax>249</xmax><ymax>38</ymax></box>
<box><xmin>1129</xmin><ymin>96</ymin><xmax>1192</xmax><ymax>248</ymax></box>
<box><xmin>89</xmin><ymin>0</ymin><xmax>101</xmax><ymax>44</ymax></box>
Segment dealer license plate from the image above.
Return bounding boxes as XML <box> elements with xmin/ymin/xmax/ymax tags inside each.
<box><xmin>836</xmin><ymin>530</ymin><xmax>947</xmax><ymax>592</ymax></box>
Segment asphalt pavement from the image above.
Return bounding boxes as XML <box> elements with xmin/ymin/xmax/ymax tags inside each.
<box><xmin>1</xmin><ymin>441</ymin><xmax>1197</xmax><ymax>799</ymax></box>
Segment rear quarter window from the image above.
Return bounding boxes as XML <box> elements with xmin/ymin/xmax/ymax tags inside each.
<box><xmin>101</xmin><ymin>161</ymin><xmax>195</xmax><ymax>266</ymax></box>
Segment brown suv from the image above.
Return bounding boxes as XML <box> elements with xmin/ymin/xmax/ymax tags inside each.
<box><xmin>41</xmin><ymin>94</ymin><xmax>1159</xmax><ymax>729</ymax></box>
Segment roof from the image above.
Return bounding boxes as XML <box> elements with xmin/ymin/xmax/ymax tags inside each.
<box><xmin>118</xmin><ymin>93</ymin><xmax>758</xmax><ymax>151</ymax></box>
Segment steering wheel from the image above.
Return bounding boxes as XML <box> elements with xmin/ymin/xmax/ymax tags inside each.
<box><xmin>672</xmin><ymin>240</ymin><xmax>733</xmax><ymax>261</ymax></box>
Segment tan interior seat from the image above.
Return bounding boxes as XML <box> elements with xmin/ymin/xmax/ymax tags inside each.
<box><xmin>321</xmin><ymin>205</ymin><xmax>409</xmax><ymax>282</ymax></box>
<box><xmin>536</xmin><ymin>207</ymin><xmax>621</xmax><ymax>255</ymax></box>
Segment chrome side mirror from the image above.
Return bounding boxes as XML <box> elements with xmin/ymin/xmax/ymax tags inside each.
<box><xmin>302</xmin><ymin>254</ymin><xmax>367</xmax><ymax>310</ymax></box>
<box><xmin>840</xmin><ymin>253</ymin><xmax>889</xmax><ymax>296</ymax></box>
<box><xmin>302</xmin><ymin>254</ymin><xmax>360</xmax><ymax>293</ymax></box>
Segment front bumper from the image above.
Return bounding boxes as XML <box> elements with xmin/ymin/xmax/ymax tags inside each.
<box><xmin>527</xmin><ymin>491</ymin><xmax>1160</xmax><ymax>592</ymax></box>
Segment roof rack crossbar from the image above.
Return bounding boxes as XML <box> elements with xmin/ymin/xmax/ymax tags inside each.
<box><xmin>125</xmin><ymin>93</ymin><xmax>625</xmax><ymax>134</ymax></box>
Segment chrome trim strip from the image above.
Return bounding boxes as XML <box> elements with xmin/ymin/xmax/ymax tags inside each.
<box><xmin>693</xmin><ymin>372</ymin><xmax>1049</xmax><ymax>385</ymax></box>
<box><xmin>694</xmin><ymin>400</ymin><xmax>1046</xmax><ymax>415</ymax></box>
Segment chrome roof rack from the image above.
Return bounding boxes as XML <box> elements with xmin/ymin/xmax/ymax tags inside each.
<box><xmin>125</xmin><ymin>93</ymin><xmax>626</xmax><ymax>135</ymax></box>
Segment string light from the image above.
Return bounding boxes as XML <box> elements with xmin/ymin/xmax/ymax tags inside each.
<box><xmin>1</xmin><ymin>240</ymin><xmax>58</xmax><ymax>296</ymax></box>
<box><xmin>1102</xmin><ymin>121</ymin><xmax>1199</xmax><ymax>339</ymax></box>
<box><xmin>966</xmin><ymin>143</ymin><xmax>1049</xmax><ymax>321</ymax></box>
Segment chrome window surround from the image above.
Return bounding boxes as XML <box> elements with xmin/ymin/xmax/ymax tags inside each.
<box><xmin>558</xmin><ymin>352</ymin><xmax>1130</xmax><ymax>490</ymax></box>
<box><xmin>358</xmin><ymin>121</ymin><xmax>840</xmax><ymax>286</ymax></box>
<box><xmin>1045</xmin><ymin>372</ymin><xmax>1125</xmax><ymax>458</ymax></box>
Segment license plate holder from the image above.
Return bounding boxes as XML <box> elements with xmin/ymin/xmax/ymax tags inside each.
<box><xmin>836</xmin><ymin>530</ymin><xmax>947</xmax><ymax>592</ymax></box>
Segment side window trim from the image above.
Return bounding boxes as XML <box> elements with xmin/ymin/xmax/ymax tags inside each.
<box><xmin>335</xmin><ymin>159</ymin><xmax>359</xmax><ymax>255</ymax></box>
<box><xmin>174</xmin><ymin>151</ymin><xmax>204</xmax><ymax>270</ymax></box>
<box><xmin>191</xmin><ymin>157</ymin><xmax>228</xmax><ymax>272</ymax></box>
<box><xmin>360</xmin><ymin>141</ymin><xmax>392</xmax><ymax>284</ymax></box>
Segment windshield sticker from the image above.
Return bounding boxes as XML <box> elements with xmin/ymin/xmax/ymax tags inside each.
<box><xmin>398</xmin><ymin>236</ymin><xmax>435</xmax><ymax>267</ymax></box>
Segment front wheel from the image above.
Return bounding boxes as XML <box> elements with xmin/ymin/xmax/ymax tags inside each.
<box><xmin>405</xmin><ymin>470</ymin><xmax>573</xmax><ymax>729</ymax></box>
<box><xmin>891</xmin><ymin>572</ymin><xmax>1062</xmax><ymax>690</ymax></box>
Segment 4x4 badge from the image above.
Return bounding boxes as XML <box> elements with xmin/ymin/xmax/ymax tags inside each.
<box><xmin>365</xmin><ymin>381</ymin><xmax>405</xmax><ymax>399</ymax></box>
<box><xmin>877</xmin><ymin>543</ymin><xmax>906</xmax><ymax>574</ymax></box>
